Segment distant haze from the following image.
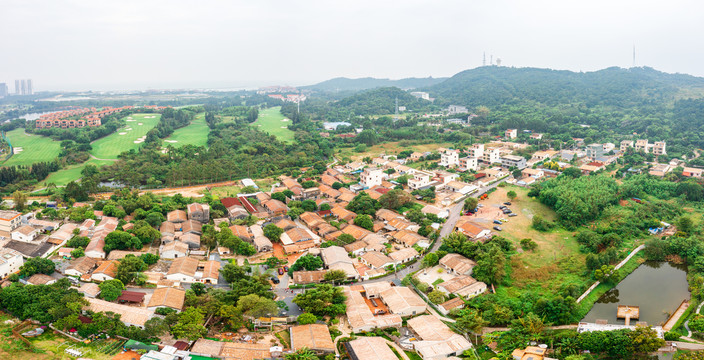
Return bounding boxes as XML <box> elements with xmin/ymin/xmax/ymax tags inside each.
<box><xmin>1</xmin><ymin>0</ymin><xmax>702</xmax><ymax>91</ymax></box>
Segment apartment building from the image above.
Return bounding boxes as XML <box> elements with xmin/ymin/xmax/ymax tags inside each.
<box><xmin>459</xmin><ymin>156</ymin><xmax>479</xmax><ymax>171</ymax></box>
<box><xmin>360</xmin><ymin>167</ymin><xmax>383</xmax><ymax>188</ymax></box>
<box><xmin>408</xmin><ymin>171</ymin><xmax>433</xmax><ymax>190</ymax></box>
<box><xmin>0</xmin><ymin>210</ymin><xmax>22</xmax><ymax>234</ymax></box>
<box><xmin>505</xmin><ymin>129</ymin><xmax>517</xmax><ymax>139</ymax></box>
<box><xmin>439</xmin><ymin>149</ymin><xmax>459</xmax><ymax>167</ymax></box>
<box><xmin>620</xmin><ymin>140</ymin><xmax>634</xmax><ymax>152</ymax></box>
<box><xmin>481</xmin><ymin>148</ymin><xmax>501</xmax><ymax>164</ymax></box>
<box><xmin>501</xmin><ymin>155</ymin><xmax>526</xmax><ymax>169</ymax></box>
<box><xmin>468</xmin><ymin>144</ymin><xmax>484</xmax><ymax>158</ymax></box>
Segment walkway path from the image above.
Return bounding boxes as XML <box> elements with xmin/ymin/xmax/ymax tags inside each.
<box><xmin>482</xmin><ymin>324</ymin><xmax>577</xmax><ymax>335</ymax></box>
<box><xmin>684</xmin><ymin>300</ymin><xmax>704</xmax><ymax>338</ymax></box>
<box><xmin>89</xmin><ymin>154</ymin><xmax>118</xmax><ymax>161</ymax></box>
<box><xmin>576</xmin><ymin>244</ymin><xmax>645</xmax><ymax>303</ymax></box>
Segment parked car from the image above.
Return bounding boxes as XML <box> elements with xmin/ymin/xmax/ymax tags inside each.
<box><xmin>504</xmin><ymin>202</ymin><xmax>512</xmax><ymax>205</ymax></box>
<box><xmin>270</xmin><ymin>276</ymin><xmax>280</xmax><ymax>284</ymax></box>
<box><xmin>499</xmin><ymin>205</ymin><xmax>507</xmax><ymax>209</ymax></box>
<box><xmin>509</xmin><ymin>213</ymin><xmax>518</xmax><ymax>217</ymax></box>
<box><xmin>283</xmin><ymin>265</ymin><xmax>289</xmax><ymax>272</ymax></box>
<box><xmin>477</xmin><ymin>204</ymin><xmax>484</xmax><ymax>208</ymax></box>
<box><xmin>493</xmin><ymin>220</ymin><xmax>502</xmax><ymax>225</ymax></box>
<box><xmin>278</xmin><ymin>268</ymin><xmax>284</xmax><ymax>275</ymax></box>
<box><xmin>493</xmin><ymin>226</ymin><xmax>503</xmax><ymax>231</ymax></box>
<box><xmin>502</xmin><ymin>209</ymin><xmax>512</xmax><ymax>214</ymax></box>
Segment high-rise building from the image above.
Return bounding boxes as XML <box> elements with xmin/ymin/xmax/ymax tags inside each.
<box><xmin>13</xmin><ymin>79</ymin><xmax>33</xmax><ymax>95</ymax></box>
<box><xmin>0</xmin><ymin>83</ymin><xmax>8</xmax><ymax>98</ymax></box>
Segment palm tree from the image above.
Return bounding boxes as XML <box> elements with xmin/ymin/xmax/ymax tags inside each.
<box><xmin>284</xmin><ymin>347</ymin><xmax>318</xmax><ymax>360</ymax></box>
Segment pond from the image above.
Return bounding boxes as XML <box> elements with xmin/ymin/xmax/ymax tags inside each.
<box><xmin>582</xmin><ymin>261</ymin><xmax>689</xmax><ymax>326</ymax></box>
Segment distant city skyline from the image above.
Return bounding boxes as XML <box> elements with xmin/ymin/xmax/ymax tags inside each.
<box><xmin>1</xmin><ymin>0</ymin><xmax>703</xmax><ymax>92</ymax></box>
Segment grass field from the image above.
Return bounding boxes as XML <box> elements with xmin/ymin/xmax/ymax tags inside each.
<box><xmin>251</xmin><ymin>107</ymin><xmax>295</xmax><ymax>143</ymax></box>
<box><xmin>336</xmin><ymin>141</ymin><xmax>453</xmax><ymax>161</ymax></box>
<box><xmin>90</xmin><ymin>113</ymin><xmax>161</xmax><ymax>160</ymax></box>
<box><xmin>40</xmin><ymin>158</ymin><xmax>114</xmax><ymax>187</ymax></box>
<box><xmin>163</xmin><ymin>113</ymin><xmax>209</xmax><ymax>148</ymax></box>
<box><xmin>2</xmin><ymin>128</ymin><xmax>62</xmax><ymax>166</ymax></box>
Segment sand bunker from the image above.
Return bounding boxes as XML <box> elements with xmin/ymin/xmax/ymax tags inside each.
<box><xmin>138</xmin><ymin>123</ymin><xmax>143</xmax><ymax>125</ymax></box>
<box><xmin>133</xmin><ymin>135</ymin><xmax>147</xmax><ymax>144</ymax></box>
<box><xmin>119</xmin><ymin>132</ymin><xmax>127</xmax><ymax>135</ymax></box>
<box><xmin>165</xmin><ymin>140</ymin><xmax>178</xmax><ymax>143</ymax></box>
<box><xmin>13</xmin><ymin>147</ymin><xmax>23</xmax><ymax>154</ymax></box>
<box><xmin>281</xmin><ymin>118</ymin><xmax>290</xmax><ymax>122</ymax></box>
<box><xmin>281</xmin><ymin>126</ymin><xmax>288</xmax><ymax>128</ymax></box>
<box><xmin>126</xmin><ymin>119</ymin><xmax>136</xmax><ymax>122</ymax></box>
<box><xmin>144</xmin><ymin>116</ymin><xmax>156</xmax><ymax>118</ymax></box>
<box><xmin>125</xmin><ymin>128</ymin><xmax>132</xmax><ymax>131</ymax></box>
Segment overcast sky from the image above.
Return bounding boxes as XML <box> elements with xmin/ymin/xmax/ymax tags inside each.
<box><xmin>1</xmin><ymin>0</ymin><xmax>702</xmax><ymax>91</ymax></box>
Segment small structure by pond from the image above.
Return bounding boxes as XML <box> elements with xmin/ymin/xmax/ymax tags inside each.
<box><xmin>617</xmin><ymin>305</ymin><xmax>639</xmax><ymax>326</ymax></box>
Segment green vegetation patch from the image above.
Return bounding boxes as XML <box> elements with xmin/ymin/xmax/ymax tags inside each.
<box><xmin>90</xmin><ymin>113</ymin><xmax>161</xmax><ymax>160</ymax></box>
<box><xmin>163</xmin><ymin>112</ymin><xmax>209</xmax><ymax>148</ymax></box>
<box><xmin>2</xmin><ymin>128</ymin><xmax>61</xmax><ymax>166</ymax></box>
<box><xmin>251</xmin><ymin>107</ymin><xmax>295</xmax><ymax>143</ymax></box>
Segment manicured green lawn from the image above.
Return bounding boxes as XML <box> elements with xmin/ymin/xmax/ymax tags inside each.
<box><xmin>90</xmin><ymin>113</ymin><xmax>161</xmax><ymax>160</ymax></box>
<box><xmin>2</xmin><ymin>128</ymin><xmax>61</xmax><ymax>166</ymax></box>
<box><xmin>40</xmin><ymin>158</ymin><xmax>114</xmax><ymax>187</ymax></box>
<box><xmin>251</xmin><ymin>106</ymin><xmax>295</xmax><ymax>143</ymax></box>
<box><xmin>163</xmin><ymin>113</ymin><xmax>209</xmax><ymax>148</ymax></box>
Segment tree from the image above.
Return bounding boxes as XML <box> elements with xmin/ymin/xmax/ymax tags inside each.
<box><xmin>456</xmin><ymin>308</ymin><xmax>487</xmax><ymax>343</ymax></box>
<box><xmin>67</xmin><ymin>236</ymin><xmax>91</xmax><ymax>248</ymax></box>
<box><xmin>422</xmin><ymin>252</ymin><xmax>439</xmax><ymax>267</ymax></box>
<box><xmin>237</xmin><ymin>294</ymin><xmax>279</xmax><ymax>318</ymax></box>
<box><xmin>293</xmin><ymin>284</ymin><xmax>346</xmax><ymax>317</ymax></box>
<box><xmin>19</xmin><ymin>257</ymin><xmax>55</xmax><ymax>277</ymax></box>
<box><xmin>191</xmin><ymin>282</ymin><xmax>207</xmax><ymax>296</ymax></box>
<box><xmin>70</xmin><ymin>248</ymin><xmax>85</xmax><ymax>258</ymax></box>
<box><xmin>99</xmin><ymin>279</ymin><xmax>125</xmax><ymax>301</ymax></box>
<box><xmin>520</xmin><ymin>238</ymin><xmax>538</xmax><ymax>251</ymax></box>
<box><xmin>472</xmin><ymin>247</ymin><xmax>506</xmax><ymax>285</ymax></box>
<box><xmin>507</xmin><ymin>190</ymin><xmax>517</xmax><ymax>201</ymax></box>
<box><xmin>353</xmin><ymin>214</ymin><xmax>374</xmax><ymax>231</ymax></box>
<box><xmin>297</xmin><ymin>313</ymin><xmax>317</xmax><ymax>325</ymax></box>
<box><xmin>285</xmin><ymin>348</ymin><xmax>318</xmax><ymax>360</ymax></box>
<box><xmin>464</xmin><ymin>197</ymin><xmax>478</xmax><ymax>211</ymax></box>
<box><xmin>324</xmin><ymin>269</ymin><xmax>347</xmax><ymax>285</ymax></box>
<box><xmin>428</xmin><ymin>290</ymin><xmax>446</xmax><ymax>304</ymax></box>
<box><xmin>171</xmin><ymin>307</ymin><xmax>206</xmax><ymax>341</ymax></box>
<box><xmin>290</xmin><ymin>254</ymin><xmax>323</xmax><ymax>272</ymax></box>
<box><xmin>263</xmin><ymin>224</ymin><xmax>284</xmax><ymax>242</ymax></box>
<box><xmin>378</xmin><ymin>189</ymin><xmax>413</xmax><ymax>210</ymax></box>
<box><xmin>104</xmin><ymin>231</ymin><xmax>142</xmax><ymax>253</ymax></box>
<box><xmin>676</xmin><ymin>215</ymin><xmax>694</xmax><ymax>234</ymax></box>
<box><xmin>346</xmin><ymin>193</ymin><xmax>379</xmax><ymax>215</ymax></box>
<box><xmin>336</xmin><ymin>233</ymin><xmax>356</xmax><ymax>245</ymax></box>
<box><xmin>116</xmin><ymin>255</ymin><xmax>147</xmax><ymax>284</ymax></box>
<box><xmin>221</xmin><ymin>264</ymin><xmax>248</xmax><ymax>283</ymax></box>
<box><xmin>12</xmin><ymin>191</ymin><xmax>27</xmax><ymax>212</ymax></box>
<box><xmin>332</xmin><ymin>182</ymin><xmax>343</xmax><ymax>190</ymax></box>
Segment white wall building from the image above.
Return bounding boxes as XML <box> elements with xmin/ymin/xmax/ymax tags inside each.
<box><xmin>439</xmin><ymin>149</ymin><xmax>459</xmax><ymax>167</ymax></box>
<box><xmin>360</xmin><ymin>167</ymin><xmax>383</xmax><ymax>188</ymax></box>
<box><xmin>0</xmin><ymin>248</ymin><xmax>23</xmax><ymax>279</ymax></box>
<box><xmin>481</xmin><ymin>148</ymin><xmax>501</xmax><ymax>164</ymax></box>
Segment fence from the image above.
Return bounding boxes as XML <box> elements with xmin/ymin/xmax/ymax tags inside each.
<box><xmin>1</xmin><ymin>130</ymin><xmax>12</xmax><ymax>162</ymax></box>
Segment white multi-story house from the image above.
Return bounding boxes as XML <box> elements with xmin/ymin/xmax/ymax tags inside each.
<box><xmin>408</xmin><ymin>171</ymin><xmax>432</xmax><ymax>190</ymax></box>
<box><xmin>481</xmin><ymin>148</ymin><xmax>501</xmax><ymax>164</ymax></box>
<box><xmin>635</xmin><ymin>139</ymin><xmax>649</xmax><ymax>153</ymax></box>
<box><xmin>620</xmin><ymin>140</ymin><xmax>634</xmax><ymax>152</ymax></box>
<box><xmin>360</xmin><ymin>167</ymin><xmax>383</xmax><ymax>188</ymax></box>
<box><xmin>439</xmin><ymin>149</ymin><xmax>459</xmax><ymax>168</ymax></box>
<box><xmin>653</xmin><ymin>141</ymin><xmax>667</xmax><ymax>155</ymax></box>
<box><xmin>0</xmin><ymin>248</ymin><xmax>23</xmax><ymax>279</ymax></box>
<box><xmin>459</xmin><ymin>156</ymin><xmax>479</xmax><ymax>171</ymax></box>
<box><xmin>505</xmin><ymin>129</ymin><xmax>517</xmax><ymax>139</ymax></box>
<box><xmin>468</xmin><ymin>144</ymin><xmax>484</xmax><ymax>159</ymax></box>
<box><xmin>0</xmin><ymin>210</ymin><xmax>21</xmax><ymax>234</ymax></box>
<box><xmin>501</xmin><ymin>155</ymin><xmax>527</xmax><ymax>170</ymax></box>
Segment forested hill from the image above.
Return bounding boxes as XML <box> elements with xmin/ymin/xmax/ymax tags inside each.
<box><xmin>302</xmin><ymin>76</ymin><xmax>447</xmax><ymax>92</ymax></box>
<box><xmin>426</xmin><ymin>66</ymin><xmax>704</xmax><ymax>108</ymax></box>
<box><xmin>333</xmin><ymin>87</ymin><xmax>434</xmax><ymax>115</ymax></box>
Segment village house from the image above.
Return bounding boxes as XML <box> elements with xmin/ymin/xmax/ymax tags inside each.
<box><xmin>342</xmin><ymin>286</ymin><xmax>402</xmax><ymax>332</ymax></box>
<box><xmin>408</xmin><ymin>171</ymin><xmax>433</xmax><ymax>190</ymax></box>
<box><xmin>683</xmin><ymin>167</ymin><xmax>704</xmax><ymax>178</ymax></box>
<box><xmin>439</xmin><ymin>253</ymin><xmax>476</xmax><ymax>276</ymax></box>
<box><xmin>290</xmin><ymin>324</ymin><xmax>336</xmax><ymax>354</ymax></box>
<box><xmin>181</xmin><ymin>220</ymin><xmax>203</xmax><ymax>235</ymax></box>
<box><xmin>230</xmin><ymin>225</ymin><xmax>254</xmax><ymax>241</ymax></box>
<box><xmin>25</xmin><ymin>273</ymin><xmax>56</xmax><ymax>285</ymax></box>
<box><xmin>320</xmin><ymin>246</ymin><xmax>358</xmax><ymax>279</ymax></box>
<box><xmin>407</xmin><ymin>315</ymin><xmax>473</xmax><ymax>359</ymax></box>
<box><xmin>456</xmin><ymin>221</ymin><xmax>491</xmax><ymax>240</ymax></box>
<box><xmin>166</xmin><ymin>257</ymin><xmax>199</xmax><ymax>283</ymax></box>
<box><xmin>253</xmin><ymin>235</ymin><xmax>274</xmax><ymax>253</ymax></box>
<box><xmin>341</xmin><ymin>224</ymin><xmax>372</xmax><ymax>241</ymax></box>
<box><xmin>459</xmin><ymin>156</ymin><xmax>479</xmax><ymax>171</ymax></box>
<box><xmin>379</xmin><ymin>285</ymin><xmax>426</xmax><ymax>316</ymax></box>
<box><xmin>160</xmin><ymin>240</ymin><xmax>189</xmax><ymax>259</ymax></box>
<box><xmin>439</xmin><ymin>149</ymin><xmax>460</xmax><ymax>167</ymax></box>
<box><xmin>501</xmin><ymin>154</ymin><xmax>527</xmax><ymax>170</ymax></box>
<box><xmin>505</xmin><ymin>128</ymin><xmax>518</xmax><ymax>139</ymax></box>
<box><xmin>64</xmin><ymin>256</ymin><xmax>98</xmax><ymax>277</ymax></box>
<box><xmin>292</xmin><ymin>270</ymin><xmax>327</xmax><ymax>285</ymax></box>
<box><xmin>179</xmin><ymin>233</ymin><xmax>201</xmax><ymax>249</ymax></box>
<box><xmin>86</xmin><ymin>298</ymin><xmax>153</xmax><ymax>328</ymax></box>
<box><xmin>481</xmin><ymin>148</ymin><xmax>502</xmax><ymax>164</ymax></box>
<box><xmin>437</xmin><ymin>275</ymin><xmax>487</xmax><ymax>298</ymax></box>
<box><xmin>187</xmin><ymin>203</ymin><xmax>210</xmax><ymax>223</ymax></box>
<box><xmin>11</xmin><ymin>225</ymin><xmax>38</xmax><ymax>242</ymax></box>
<box><xmin>345</xmin><ymin>336</ymin><xmax>397</xmax><ymax>360</ymax></box>
<box><xmin>390</xmin><ymin>229</ymin><xmax>430</xmax><ymax>249</ymax></box>
<box><xmin>389</xmin><ymin>247</ymin><xmax>420</xmax><ymax>265</ymax></box>
<box><xmin>360</xmin><ymin>167</ymin><xmax>384</xmax><ymax>188</ymax></box>
<box><xmin>0</xmin><ymin>248</ymin><xmax>23</xmax><ymax>279</ymax></box>
<box><xmin>361</xmin><ymin>251</ymin><xmax>394</xmax><ymax>269</ymax></box>
<box><xmin>167</xmin><ymin>210</ymin><xmax>188</xmax><ymax>223</ymax></box>
<box><xmin>0</xmin><ymin>210</ymin><xmax>22</xmax><ymax>236</ymax></box>
<box><xmin>91</xmin><ymin>260</ymin><xmax>118</xmax><ymax>282</ymax></box>
<box><xmin>263</xmin><ymin>199</ymin><xmax>288</xmax><ymax>216</ymax></box>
